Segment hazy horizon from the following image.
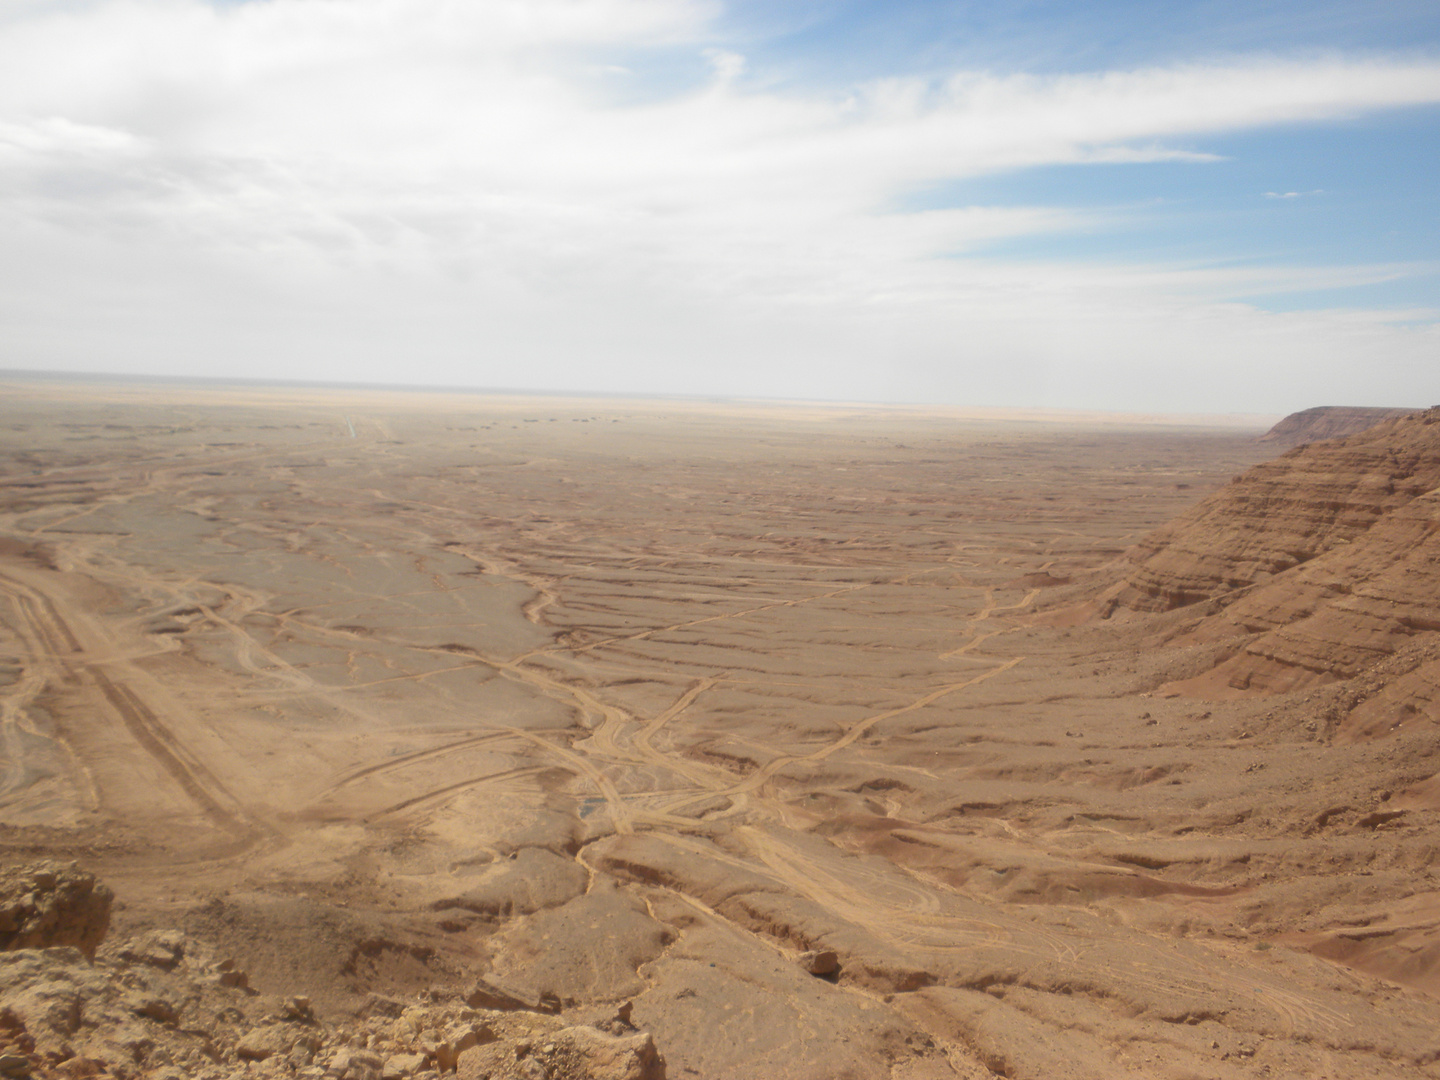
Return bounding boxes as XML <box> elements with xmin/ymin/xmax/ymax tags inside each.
<box><xmin>1</xmin><ymin>365</ymin><xmax>1306</xmax><ymax>425</ymax></box>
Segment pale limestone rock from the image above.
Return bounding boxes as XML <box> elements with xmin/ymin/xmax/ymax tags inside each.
<box><xmin>382</xmin><ymin>1051</ymin><xmax>428</xmax><ymax>1078</ymax></box>
<box><xmin>798</xmin><ymin>949</ymin><xmax>839</xmax><ymax>975</ymax></box>
<box><xmin>236</xmin><ymin>1024</ymin><xmax>305</xmax><ymax>1061</ymax></box>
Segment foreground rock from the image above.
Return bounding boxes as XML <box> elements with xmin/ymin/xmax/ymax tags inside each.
<box><xmin>0</xmin><ymin>939</ymin><xmax>668</xmax><ymax>1080</ymax></box>
<box><xmin>0</xmin><ymin>933</ymin><xmax>270</xmax><ymax>1076</ymax></box>
<box><xmin>0</xmin><ymin>864</ymin><xmax>667</xmax><ymax>1080</ymax></box>
<box><xmin>0</xmin><ymin>863</ymin><xmax>111</xmax><ymax>959</ymax></box>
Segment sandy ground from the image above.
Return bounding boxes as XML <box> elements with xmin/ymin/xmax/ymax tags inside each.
<box><xmin>0</xmin><ymin>378</ymin><xmax>1436</xmax><ymax>1079</ymax></box>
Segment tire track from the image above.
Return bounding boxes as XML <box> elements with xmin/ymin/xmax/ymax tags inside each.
<box><xmin>371</xmin><ymin>765</ymin><xmax>551</xmax><ymax>819</ymax></box>
<box><xmin>0</xmin><ymin>573</ymin><xmax>96</xmax><ymax>811</ymax></box>
<box><xmin>88</xmin><ymin>668</ymin><xmax>258</xmax><ymax>838</ymax></box>
<box><xmin>318</xmin><ymin>730</ymin><xmax>522</xmax><ymax>799</ymax></box>
<box><xmin>633</xmin><ymin>677</ymin><xmax>718</xmax><ymax>758</ymax></box>
<box><xmin>4</xmin><ymin>585</ymin><xmax>82</xmax><ymax>656</ymax></box>
<box><xmin>939</xmin><ymin>627</ymin><xmax>1017</xmax><ymax>661</ymax></box>
<box><xmin>1</xmin><ymin>564</ymin><xmax>261</xmax><ymax>839</ymax></box>
<box><xmin>806</xmin><ymin>656</ymin><xmax>1026</xmax><ymax>764</ymax></box>
<box><xmin>520</xmin><ymin>582</ymin><xmax>871</xmax><ymax>663</ymax></box>
<box><xmin>662</xmin><ymin>654</ymin><xmax>1028</xmax><ymax>818</ymax></box>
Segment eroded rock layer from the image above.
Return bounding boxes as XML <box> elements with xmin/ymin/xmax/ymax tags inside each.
<box><xmin>1112</xmin><ymin>407</ymin><xmax>1440</xmax><ymax>737</ymax></box>
<box><xmin>1259</xmin><ymin>405</ymin><xmax>1420</xmax><ymax>447</ymax></box>
<box><xmin>1112</xmin><ymin>407</ymin><xmax>1440</xmax><ymax>614</ymax></box>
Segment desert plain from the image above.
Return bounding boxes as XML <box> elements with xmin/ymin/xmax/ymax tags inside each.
<box><xmin>2</xmin><ymin>377</ymin><xmax>1439</xmax><ymax>1079</ymax></box>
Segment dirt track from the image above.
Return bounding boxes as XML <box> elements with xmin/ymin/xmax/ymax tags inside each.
<box><xmin>2</xmin><ymin>379</ymin><xmax>1438</xmax><ymax>1079</ymax></box>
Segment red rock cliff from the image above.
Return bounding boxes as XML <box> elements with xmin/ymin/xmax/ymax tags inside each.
<box><xmin>1110</xmin><ymin>407</ymin><xmax>1440</xmax><ymax>739</ymax></box>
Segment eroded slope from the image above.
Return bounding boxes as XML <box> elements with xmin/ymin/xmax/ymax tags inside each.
<box><xmin>1258</xmin><ymin>406</ymin><xmax>1420</xmax><ymax>447</ymax></box>
<box><xmin>1112</xmin><ymin>407</ymin><xmax>1440</xmax><ymax>737</ymax></box>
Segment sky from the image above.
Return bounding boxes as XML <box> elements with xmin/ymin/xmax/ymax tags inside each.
<box><xmin>1</xmin><ymin>0</ymin><xmax>1438</xmax><ymax>414</ymax></box>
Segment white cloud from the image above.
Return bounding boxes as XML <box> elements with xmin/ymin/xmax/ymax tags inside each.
<box><xmin>0</xmin><ymin>0</ymin><xmax>1437</xmax><ymax>410</ymax></box>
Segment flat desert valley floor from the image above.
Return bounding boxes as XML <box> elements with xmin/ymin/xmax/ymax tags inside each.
<box><xmin>2</xmin><ymin>380</ymin><xmax>1438</xmax><ymax>1079</ymax></box>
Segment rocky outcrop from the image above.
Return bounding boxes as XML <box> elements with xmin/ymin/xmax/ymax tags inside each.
<box><xmin>0</xmin><ymin>932</ymin><xmax>270</xmax><ymax>1077</ymax></box>
<box><xmin>1109</xmin><ymin>408</ymin><xmax>1440</xmax><ymax>738</ymax></box>
<box><xmin>0</xmin><ymin>863</ymin><xmax>111</xmax><ymax>959</ymax></box>
<box><xmin>0</xmin><ymin>940</ymin><xmax>663</xmax><ymax>1080</ymax></box>
<box><xmin>0</xmin><ymin>864</ymin><xmax>668</xmax><ymax>1080</ymax></box>
<box><xmin>1259</xmin><ymin>405</ymin><xmax>1420</xmax><ymax>447</ymax></box>
<box><xmin>1111</xmin><ymin>408</ymin><xmax>1440</xmax><ymax>614</ymax></box>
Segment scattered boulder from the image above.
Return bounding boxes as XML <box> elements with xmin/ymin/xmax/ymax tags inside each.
<box><xmin>328</xmin><ymin>1047</ymin><xmax>385</xmax><ymax>1080</ymax></box>
<box><xmin>116</xmin><ymin>929</ymin><xmax>185</xmax><ymax>970</ymax></box>
<box><xmin>463</xmin><ymin>980</ymin><xmax>551</xmax><ymax>1014</ymax></box>
<box><xmin>283</xmin><ymin>995</ymin><xmax>314</xmax><ymax>1021</ymax></box>
<box><xmin>797</xmin><ymin>949</ymin><xmax>839</xmax><ymax>976</ymax></box>
<box><xmin>362</xmin><ymin>993</ymin><xmax>409</xmax><ymax>1020</ymax></box>
<box><xmin>432</xmin><ymin>1020</ymin><xmax>498</xmax><ymax>1071</ymax></box>
<box><xmin>235</xmin><ymin>1022</ymin><xmax>314</xmax><ymax>1061</ymax></box>
<box><xmin>456</xmin><ymin>1026</ymin><xmax>661</xmax><ymax>1080</ymax></box>
<box><xmin>381</xmin><ymin>1050</ymin><xmax>428</xmax><ymax>1078</ymax></box>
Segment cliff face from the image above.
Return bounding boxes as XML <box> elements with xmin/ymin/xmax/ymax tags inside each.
<box><xmin>1113</xmin><ymin>408</ymin><xmax>1440</xmax><ymax>614</ymax></box>
<box><xmin>1259</xmin><ymin>405</ymin><xmax>1420</xmax><ymax>447</ymax></box>
<box><xmin>1111</xmin><ymin>407</ymin><xmax>1440</xmax><ymax>739</ymax></box>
